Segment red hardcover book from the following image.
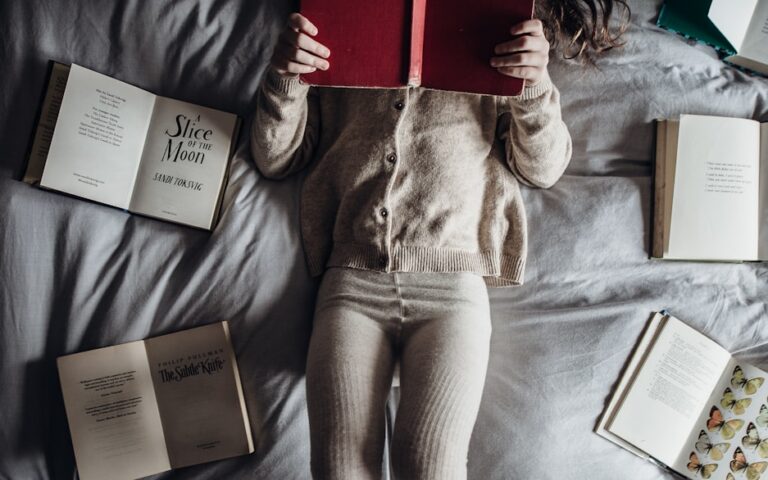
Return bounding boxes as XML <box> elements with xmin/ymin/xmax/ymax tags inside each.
<box><xmin>299</xmin><ymin>0</ymin><xmax>535</xmax><ymax>96</ymax></box>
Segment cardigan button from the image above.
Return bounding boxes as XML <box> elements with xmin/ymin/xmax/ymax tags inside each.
<box><xmin>380</xmin><ymin>208</ymin><xmax>389</xmax><ymax>218</ymax></box>
<box><xmin>386</xmin><ymin>153</ymin><xmax>396</xmax><ymax>163</ymax></box>
<box><xmin>394</xmin><ymin>101</ymin><xmax>404</xmax><ymax>110</ymax></box>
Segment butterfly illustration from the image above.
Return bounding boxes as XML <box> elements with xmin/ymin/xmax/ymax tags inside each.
<box><xmin>730</xmin><ymin>447</ymin><xmax>768</xmax><ymax>480</ymax></box>
<box><xmin>732</xmin><ymin>366</ymin><xmax>765</xmax><ymax>396</ymax></box>
<box><xmin>687</xmin><ymin>451</ymin><xmax>718</xmax><ymax>478</ymax></box>
<box><xmin>723</xmin><ymin>387</ymin><xmax>753</xmax><ymax>415</ymax></box>
<box><xmin>757</xmin><ymin>404</ymin><xmax>768</xmax><ymax>429</ymax></box>
<box><xmin>695</xmin><ymin>429</ymin><xmax>731</xmax><ymax>461</ymax></box>
<box><xmin>743</xmin><ymin>423</ymin><xmax>768</xmax><ymax>458</ymax></box>
<box><xmin>709</xmin><ymin>405</ymin><xmax>746</xmax><ymax>440</ymax></box>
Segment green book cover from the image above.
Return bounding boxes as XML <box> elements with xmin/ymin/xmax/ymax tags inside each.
<box><xmin>657</xmin><ymin>0</ymin><xmax>736</xmax><ymax>55</ymax></box>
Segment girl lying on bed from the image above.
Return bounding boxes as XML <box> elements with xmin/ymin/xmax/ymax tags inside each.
<box><xmin>251</xmin><ymin>1</ymin><xmax>629</xmax><ymax>478</ymax></box>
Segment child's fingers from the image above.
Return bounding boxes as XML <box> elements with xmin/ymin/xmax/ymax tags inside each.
<box><xmin>490</xmin><ymin>52</ymin><xmax>547</xmax><ymax>68</ymax></box>
<box><xmin>280</xmin><ymin>28</ymin><xmax>331</xmax><ymax>58</ymax></box>
<box><xmin>497</xmin><ymin>66</ymin><xmax>541</xmax><ymax>81</ymax></box>
<box><xmin>275</xmin><ymin>39</ymin><xmax>329</xmax><ymax>70</ymax></box>
<box><xmin>273</xmin><ymin>56</ymin><xmax>318</xmax><ymax>75</ymax></box>
<box><xmin>509</xmin><ymin>19</ymin><xmax>544</xmax><ymax>37</ymax></box>
<box><xmin>494</xmin><ymin>35</ymin><xmax>548</xmax><ymax>55</ymax></box>
<box><xmin>288</xmin><ymin>12</ymin><xmax>318</xmax><ymax>36</ymax></box>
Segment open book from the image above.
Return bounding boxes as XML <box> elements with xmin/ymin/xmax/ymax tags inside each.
<box><xmin>657</xmin><ymin>0</ymin><xmax>768</xmax><ymax>75</ymax></box>
<box><xmin>653</xmin><ymin>114</ymin><xmax>768</xmax><ymax>261</ymax></box>
<box><xmin>298</xmin><ymin>0</ymin><xmax>534</xmax><ymax>96</ymax></box>
<box><xmin>57</xmin><ymin>321</ymin><xmax>254</xmax><ymax>480</ymax></box>
<box><xmin>597</xmin><ymin>312</ymin><xmax>768</xmax><ymax>480</ymax></box>
<box><xmin>25</xmin><ymin>62</ymin><xmax>240</xmax><ymax>230</ymax></box>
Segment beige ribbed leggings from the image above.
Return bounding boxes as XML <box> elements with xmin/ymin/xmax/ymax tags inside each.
<box><xmin>306</xmin><ymin>267</ymin><xmax>492</xmax><ymax>480</ymax></box>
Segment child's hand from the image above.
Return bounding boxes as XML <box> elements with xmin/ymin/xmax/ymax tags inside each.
<box><xmin>270</xmin><ymin>13</ymin><xmax>331</xmax><ymax>78</ymax></box>
<box><xmin>490</xmin><ymin>19</ymin><xmax>549</xmax><ymax>85</ymax></box>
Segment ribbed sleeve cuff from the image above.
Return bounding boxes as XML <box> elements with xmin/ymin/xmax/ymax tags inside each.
<box><xmin>516</xmin><ymin>76</ymin><xmax>553</xmax><ymax>101</ymax></box>
<box><xmin>265</xmin><ymin>67</ymin><xmax>309</xmax><ymax>97</ymax></box>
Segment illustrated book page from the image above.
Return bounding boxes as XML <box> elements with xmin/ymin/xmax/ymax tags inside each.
<box><xmin>671</xmin><ymin>359</ymin><xmax>768</xmax><ymax>479</ymax></box>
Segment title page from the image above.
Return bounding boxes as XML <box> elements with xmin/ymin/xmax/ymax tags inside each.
<box><xmin>57</xmin><ymin>341</ymin><xmax>170</xmax><ymax>480</ymax></box>
<box><xmin>144</xmin><ymin>322</ymin><xmax>253</xmax><ymax>469</ymax></box>
<box><xmin>40</xmin><ymin>64</ymin><xmax>156</xmax><ymax>209</ymax></box>
<box><xmin>129</xmin><ymin>96</ymin><xmax>238</xmax><ymax>229</ymax></box>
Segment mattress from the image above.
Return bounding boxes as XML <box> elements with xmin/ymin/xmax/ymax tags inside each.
<box><xmin>1</xmin><ymin>1</ymin><xmax>767</xmax><ymax>479</ymax></box>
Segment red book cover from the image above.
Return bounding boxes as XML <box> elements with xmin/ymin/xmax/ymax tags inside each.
<box><xmin>299</xmin><ymin>0</ymin><xmax>535</xmax><ymax>96</ymax></box>
<box><xmin>299</xmin><ymin>0</ymin><xmax>411</xmax><ymax>88</ymax></box>
<box><xmin>421</xmin><ymin>0</ymin><xmax>534</xmax><ymax>96</ymax></box>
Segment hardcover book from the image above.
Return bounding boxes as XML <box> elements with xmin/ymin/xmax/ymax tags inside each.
<box><xmin>57</xmin><ymin>321</ymin><xmax>254</xmax><ymax>480</ymax></box>
<box><xmin>298</xmin><ymin>0</ymin><xmax>535</xmax><ymax>96</ymax></box>
<box><xmin>25</xmin><ymin>62</ymin><xmax>241</xmax><ymax>230</ymax></box>
<box><xmin>597</xmin><ymin>312</ymin><xmax>768</xmax><ymax>480</ymax></box>
<box><xmin>657</xmin><ymin>0</ymin><xmax>768</xmax><ymax>75</ymax></box>
<box><xmin>652</xmin><ymin>114</ymin><xmax>768</xmax><ymax>262</ymax></box>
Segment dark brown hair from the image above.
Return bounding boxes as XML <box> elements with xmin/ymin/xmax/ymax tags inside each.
<box><xmin>537</xmin><ymin>0</ymin><xmax>631</xmax><ymax>60</ymax></box>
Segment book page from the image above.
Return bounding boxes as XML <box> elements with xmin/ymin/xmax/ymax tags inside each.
<box><xmin>128</xmin><ymin>96</ymin><xmax>237</xmax><ymax>229</ymax></box>
<box><xmin>145</xmin><ymin>322</ymin><xmax>253</xmax><ymax>469</ymax></box>
<box><xmin>671</xmin><ymin>359</ymin><xmax>768</xmax><ymax>477</ymax></box>
<box><xmin>667</xmin><ymin>115</ymin><xmax>760</xmax><ymax>261</ymax></box>
<box><xmin>606</xmin><ymin>315</ymin><xmax>732</xmax><ymax>469</ymax></box>
<box><xmin>57</xmin><ymin>341</ymin><xmax>170</xmax><ymax>480</ymax></box>
<box><xmin>663</xmin><ymin>121</ymin><xmax>680</xmax><ymax>257</ymax></box>
<box><xmin>738</xmin><ymin>0</ymin><xmax>768</xmax><ymax>63</ymax></box>
<box><xmin>25</xmin><ymin>63</ymin><xmax>70</xmax><ymax>185</ymax></box>
<box><xmin>759</xmin><ymin>124</ymin><xmax>768</xmax><ymax>259</ymax></box>
<box><xmin>40</xmin><ymin>64</ymin><xmax>155</xmax><ymax>209</ymax></box>
<box><xmin>596</xmin><ymin>312</ymin><xmax>665</xmax><ymax>458</ymax></box>
<box><xmin>708</xmin><ymin>0</ymin><xmax>758</xmax><ymax>52</ymax></box>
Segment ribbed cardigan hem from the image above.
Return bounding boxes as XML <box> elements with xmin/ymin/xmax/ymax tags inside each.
<box><xmin>306</xmin><ymin>243</ymin><xmax>524</xmax><ymax>287</ymax></box>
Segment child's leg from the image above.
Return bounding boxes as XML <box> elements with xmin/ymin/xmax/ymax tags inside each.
<box><xmin>390</xmin><ymin>272</ymin><xmax>491</xmax><ymax>480</ymax></box>
<box><xmin>306</xmin><ymin>268</ymin><xmax>398</xmax><ymax>480</ymax></box>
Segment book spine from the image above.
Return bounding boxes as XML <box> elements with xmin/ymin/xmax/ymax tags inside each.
<box><xmin>651</xmin><ymin>120</ymin><xmax>666</xmax><ymax>259</ymax></box>
<box><xmin>408</xmin><ymin>0</ymin><xmax>427</xmax><ymax>87</ymax></box>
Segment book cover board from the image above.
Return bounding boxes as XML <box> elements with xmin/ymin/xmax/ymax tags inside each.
<box><xmin>299</xmin><ymin>0</ymin><xmax>535</xmax><ymax>96</ymax></box>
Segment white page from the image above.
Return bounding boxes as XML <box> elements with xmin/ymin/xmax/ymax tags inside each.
<box><xmin>595</xmin><ymin>312</ymin><xmax>665</xmax><ymax>459</ymax></box>
<box><xmin>40</xmin><ymin>64</ymin><xmax>155</xmax><ymax>209</ymax></box>
<box><xmin>737</xmin><ymin>1</ymin><xmax>768</xmax><ymax>69</ymax></box>
<box><xmin>57</xmin><ymin>341</ymin><xmax>171</xmax><ymax>480</ymax></box>
<box><xmin>671</xmin><ymin>359</ymin><xmax>768</xmax><ymax>477</ymax></box>
<box><xmin>607</xmin><ymin>315</ymin><xmax>732</xmax><ymax>469</ymax></box>
<box><xmin>667</xmin><ymin>115</ymin><xmax>760</xmax><ymax>261</ymax></box>
<box><xmin>128</xmin><ymin>96</ymin><xmax>237</xmax><ymax>229</ymax></box>
<box><xmin>709</xmin><ymin>0</ymin><xmax>759</xmax><ymax>51</ymax></box>
<box><xmin>761</xmin><ymin>124</ymin><xmax>768</xmax><ymax>259</ymax></box>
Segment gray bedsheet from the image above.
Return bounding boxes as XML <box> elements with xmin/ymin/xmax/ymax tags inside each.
<box><xmin>1</xmin><ymin>1</ymin><xmax>767</xmax><ymax>479</ymax></box>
